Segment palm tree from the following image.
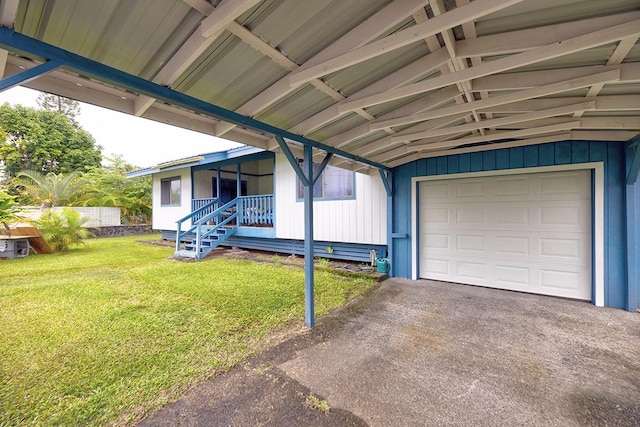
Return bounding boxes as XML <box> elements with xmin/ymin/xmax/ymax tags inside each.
<box><xmin>15</xmin><ymin>170</ymin><xmax>92</xmax><ymax>207</ymax></box>
<box><xmin>36</xmin><ymin>207</ymin><xmax>93</xmax><ymax>251</ymax></box>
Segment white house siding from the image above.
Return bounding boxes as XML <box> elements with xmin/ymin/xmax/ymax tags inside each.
<box><xmin>274</xmin><ymin>153</ymin><xmax>387</xmax><ymax>245</ymax></box>
<box><xmin>152</xmin><ymin>168</ymin><xmax>192</xmax><ymax>231</ymax></box>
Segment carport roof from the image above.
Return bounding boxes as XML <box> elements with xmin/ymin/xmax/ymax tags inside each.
<box><xmin>1</xmin><ymin>0</ymin><xmax>639</xmax><ymax>172</ymax></box>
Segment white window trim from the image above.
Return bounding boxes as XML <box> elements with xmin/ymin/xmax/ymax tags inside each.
<box><xmin>160</xmin><ymin>176</ymin><xmax>182</xmax><ymax>206</ymax></box>
<box><xmin>296</xmin><ymin>164</ymin><xmax>356</xmax><ymax>201</ymax></box>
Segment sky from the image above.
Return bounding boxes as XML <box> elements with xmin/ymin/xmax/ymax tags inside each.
<box><xmin>0</xmin><ymin>86</ymin><xmax>241</xmax><ymax>168</ymax></box>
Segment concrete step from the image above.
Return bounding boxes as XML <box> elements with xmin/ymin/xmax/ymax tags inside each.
<box><xmin>174</xmin><ymin>250</ymin><xmax>197</xmax><ymax>258</ymax></box>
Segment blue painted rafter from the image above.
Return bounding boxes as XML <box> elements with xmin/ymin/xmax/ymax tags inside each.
<box><xmin>0</xmin><ymin>28</ymin><xmax>389</xmax><ymax>172</ymax></box>
<box><xmin>313</xmin><ymin>153</ymin><xmax>333</xmax><ymax>186</ymax></box>
<box><xmin>0</xmin><ymin>60</ymin><xmax>61</xmax><ymax>92</ymax></box>
<box><xmin>379</xmin><ymin>170</ymin><xmax>392</xmax><ymax>197</ymax></box>
<box><xmin>275</xmin><ymin>136</ymin><xmax>309</xmax><ymax>187</ymax></box>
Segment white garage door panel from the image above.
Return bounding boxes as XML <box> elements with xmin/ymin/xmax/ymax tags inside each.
<box><xmin>419</xmin><ymin>170</ymin><xmax>591</xmax><ymax>300</ymax></box>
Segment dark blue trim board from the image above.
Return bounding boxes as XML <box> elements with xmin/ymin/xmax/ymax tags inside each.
<box><xmin>392</xmin><ymin>140</ymin><xmax>636</xmax><ymax>311</ymax></box>
<box><xmin>161</xmin><ymin>230</ymin><xmax>386</xmax><ymax>263</ymax></box>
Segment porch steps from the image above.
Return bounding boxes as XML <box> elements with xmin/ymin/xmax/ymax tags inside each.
<box><xmin>176</xmin><ymin>226</ymin><xmax>237</xmax><ymax>259</ymax></box>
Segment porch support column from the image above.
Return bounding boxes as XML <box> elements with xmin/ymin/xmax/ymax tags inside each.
<box><xmin>216</xmin><ymin>167</ymin><xmax>221</xmax><ymax>199</ymax></box>
<box><xmin>275</xmin><ymin>136</ymin><xmax>332</xmax><ymax>327</ymax></box>
<box><xmin>379</xmin><ymin>169</ymin><xmax>393</xmax><ymax>276</ymax></box>
<box><xmin>303</xmin><ymin>143</ymin><xmax>315</xmax><ymax>326</ymax></box>
<box><xmin>237</xmin><ymin>163</ymin><xmax>243</xmax><ymax>224</ymax></box>
<box><xmin>216</xmin><ymin>167</ymin><xmax>221</xmax><ymax>223</ymax></box>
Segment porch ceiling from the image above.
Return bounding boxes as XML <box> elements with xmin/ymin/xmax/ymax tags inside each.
<box><xmin>1</xmin><ymin>0</ymin><xmax>639</xmax><ymax>172</ymax></box>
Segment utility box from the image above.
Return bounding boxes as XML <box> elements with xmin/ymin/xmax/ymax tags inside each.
<box><xmin>0</xmin><ymin>238</ymin><xmax>30</xmax><ymax>259</ymax></box>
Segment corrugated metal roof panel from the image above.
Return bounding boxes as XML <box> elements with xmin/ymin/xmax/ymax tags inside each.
<box><xmin>255</xmin><ymin>84</ymin><xmax>336</xmax><ymax>130</ymax></box>
<box><xmin>476</xmin><ymin>0</ymin><xmax>639</xmax><ymax>35</ymax></box>
<box><xmin>325</xmin><ymin>44</ymin><xmax>430</xmax><ymax>98</ymax></box>
<box><xmin>3</xmin><ymin>0</ymin><xmax>638</xmax><ymax>168</ymax></box>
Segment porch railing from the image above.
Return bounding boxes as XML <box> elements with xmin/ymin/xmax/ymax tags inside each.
<box><xmin>191</xmin><ymin>198</ymin><xmax>219</xmax><ymax>222</ymax></box>
<box><xmin>238</xmin><ymin>194</ymin><xmax>274</xmax><ymax>226</ymax></box>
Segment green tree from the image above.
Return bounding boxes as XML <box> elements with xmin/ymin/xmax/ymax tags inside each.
<box><xmin>0</xmin><ymin>104</ymin><xmax>102</xmax><ymax>178</ymax></box>
<box><xmin>37</xmin><ymin>92</ymin><xmax>81</xmax><ymax>121</ymax></box>
<box><xmin>35</xmin><ymin>207</ymin><xmax>93</xmax><ymax>251</ymax></box>
<box><xmin>83</xmin><ymin>156</ymin><xmax>151</xmax><ymax>224</ymax></box>
<box><xmin>15</xmin><ymin>170</ymin><xmax>92</xmax><ymax>207</ymax></box>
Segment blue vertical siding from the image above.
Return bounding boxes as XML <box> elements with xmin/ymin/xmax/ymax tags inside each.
<box><xmin>523</xmin><ymin>146</ymin><xmax>538</xmax><ymax>167</ymax></box>
<box><xmin>626</xmin><ymin>141</ymin><xmax>639</xmax><ymax>312</ymax></box>
<box><xmin>391</xmin><ymin>140</ymin><xmax>633</xmax><ymax>310</ymax></box>
<box><xmin>605</xmin><ymin>143</ymin><xmax>626</xmax><ymax>308</ymax></box>
<box><xmin>509</xmin><ymin>147</ymin><xmax>524</xmax><ymax>168</ymax></box>
<box><xmin>459</xmin><ymin>153</ymin><xmax>471</xmax><ymax>172</ymax></box>
<box><xmin>496</xmin><ymin>148</ymin><xmax>510</xmax><ymax>169</ymax></box>
<box><xmin>469</xmin><ymin>153</ymin><xmax>481</xmax><ymax>171</ymax></box>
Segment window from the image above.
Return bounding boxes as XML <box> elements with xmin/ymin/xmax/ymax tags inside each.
<box><xmin>161</xmin><ymin>176</ymin><xmax>181</xmax><ymax>206</ymax></box>
<box><xmin>297</xmin><ymin>163</ymin><xmax>354</xmax><ymax>200</ymax></box>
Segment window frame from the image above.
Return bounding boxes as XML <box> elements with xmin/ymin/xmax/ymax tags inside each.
<box><xmin>296</xmin><ymin>162</ymin><xmax>356</xmax><ymax>201</ymax></box>
<box><xmin>160</xmin><ymin>176</ymin><xmax>182</xmax><ymax>206</ymax></box>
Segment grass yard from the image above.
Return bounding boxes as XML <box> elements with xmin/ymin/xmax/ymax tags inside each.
<box><xmin>0</xmin><ymin>235</ymin><xmax>377</xmax><ymax>426</ymax></box>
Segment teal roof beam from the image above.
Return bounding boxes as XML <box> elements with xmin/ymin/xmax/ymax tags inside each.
<box><xmin>0</xmin><ymin>60</ymin><xmax>61</xmax><ymax>92</ymax></box>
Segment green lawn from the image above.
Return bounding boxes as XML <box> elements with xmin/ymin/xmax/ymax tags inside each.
<box><xmin>0</xmin><ymin>235</ymin><xmax>376</xmax><ymax>425</ymax></box>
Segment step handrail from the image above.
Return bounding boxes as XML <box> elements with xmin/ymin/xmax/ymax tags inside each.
<box><xmin>176</xmin><ymin>198</ymin><xmax>240</xmax><ymax>254</ymax></box>
<box><xmin>175</xmin><ymin>197</ymin><xmax>219</xmax><ymax>252</ymax></box>
<box><xmin>195</xmin><ymin>211</ymin><xmax>238</xmax><ymax>258</ymax></box>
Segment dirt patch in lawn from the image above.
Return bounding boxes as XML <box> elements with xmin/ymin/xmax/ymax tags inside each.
<box><xmin>141</xmin><ymin>239</ymin><xmax>385</xmax><ymax>277</ymax></box>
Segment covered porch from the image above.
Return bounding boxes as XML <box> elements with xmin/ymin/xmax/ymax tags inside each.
<box><xmin>190</xmin><ymin>148</ymin><xmax>275</xmax><ymax>233</ymax></box>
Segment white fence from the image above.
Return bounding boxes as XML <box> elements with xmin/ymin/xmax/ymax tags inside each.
<box><xmin>22</xmin><ymin>207</ymin><xmax>121</xmax><ymax>227</ymax></box>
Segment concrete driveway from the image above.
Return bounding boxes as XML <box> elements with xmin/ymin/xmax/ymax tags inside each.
<box><xmin>141</xmin><ymin>279</ymin><xmax>640</xmax><ymax>426</ymax></box>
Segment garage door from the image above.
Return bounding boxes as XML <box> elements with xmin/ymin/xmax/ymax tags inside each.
<box><xmin>419</xmin><ymin>170</ymin><xmax>592</xmax><ymax>300</ymax></box>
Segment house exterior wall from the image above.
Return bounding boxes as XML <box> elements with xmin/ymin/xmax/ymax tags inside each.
<box><xmin>151</xmin><ymin>153</ymin><xmax>386</xmax><ymax>247</ymax></box>
<box><xmin>152</xmin><ymin>168</ymin><xmax>192</xmax><ymax>231</ymax></box>
<box><xmin>274</xmin><ymin>152</ymin><xmax>387</xmax><ymax>245</ymax></box>
<box><xmin>391</xmin><ymin>140</ymin><xmax>635</xmax><ymax>310</ymax></box>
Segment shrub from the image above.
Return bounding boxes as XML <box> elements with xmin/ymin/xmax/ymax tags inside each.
<box><xmin>35</xmin><ymin>207</ymin><xmax>94</xmax><ymax>251</ymax></box>
<box><xmin>0</xmin><ymin>191</ymin><xmax>25</xmax><ymax>235</ymax></box>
